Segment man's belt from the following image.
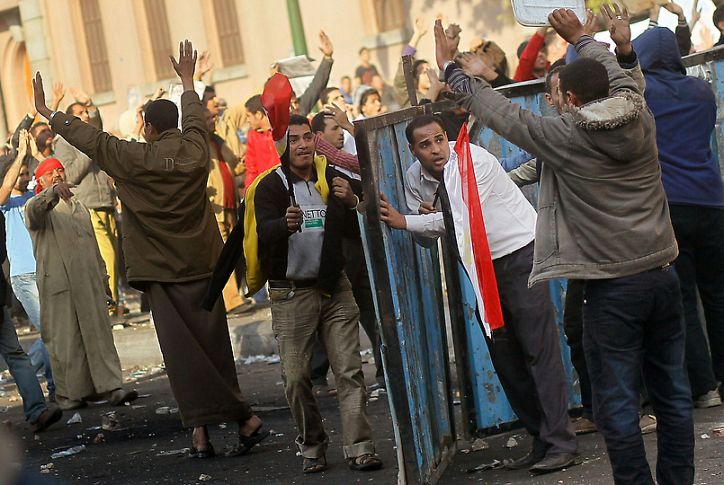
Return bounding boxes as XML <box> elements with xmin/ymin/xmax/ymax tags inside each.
<box><xmin>268</xmin><ymin>279</ymin><xmax>317</xmax><ymax>289</ymax></box>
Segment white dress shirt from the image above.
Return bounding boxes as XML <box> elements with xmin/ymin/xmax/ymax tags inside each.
<box><xmin>403</xmin><ymin>142</ymin><xmax>537</xmax><ymax>260</ymax></box>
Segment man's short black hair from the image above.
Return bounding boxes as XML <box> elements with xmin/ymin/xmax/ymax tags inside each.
<box><xmin>289</xmin><ymin>114</ymin><xmax>311</xmax><ymax>129</ymax></box>
<box><xmin>320</xmin><ymin>87</ymin><xmax>340</xmax><ymax>105</ymax></box>
<box><xmin>405</xmin><ymin>114</ymin><xmax>445</xmax><ymax>145</ymax></box>
<box><xmin>358</xmin><ymin>89</ymin><xmax>380</xmax><ymax>114</ymax></box>
<box><xmin>30</xmin><ymin>122</ymin><xmax>49</xmax><ymax>138</ymax></box>
<box><xmin>245</xmin><ymin>94</ymin><xmax>264</xmax><ymax>115</ymax></box>
<box><xmin>358</xmin><ymin>47</ymin><xmax>369</xmax><ymax>56</ymax></box>
<box><xmin>65</xmin><ymin>102</ymin><xmax>85</xmax><ymax>116</ymax></box>
<box><xmin>550</xmin><ymin>58</ymin><xmax>566</xmax><ymax>70</ymax></box>
<box><xmin>310</xmin><ymin>112</ymin><xmax>330</xmax><ymax>134</ymax></box>
<box><xmin>545</xmin><ymin>65</ymin><xmax>565</xmax><ymax>95</ymax></box>
<box><xmin>35</xmin><ymin>129</ymin><xmax>54</xmax><ymax>153</ymax></box>
<box><xmin>517</xmin><ymin>40</ymin><xmax>529</xmax><ymax>59</ymax></box>
<box><xmin>144</xmin><ymin>99</ymin><xmax>178</xmax><ymax>134</ymax></box>
<box><xmin>558</xmin><ymin>58</ymin><xmax>610</xmax><ymax>105</ymax></box>
<box><xmin>714</xmin><ymin>5</ymin><xmax>724</xmax><ymax>28</ymax></box>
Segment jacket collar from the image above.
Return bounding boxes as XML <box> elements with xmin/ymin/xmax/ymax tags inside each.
<box><xmin>569</xmin><ymin>90</ymin><xmax>644</xmax><ymax>131</ymax></box>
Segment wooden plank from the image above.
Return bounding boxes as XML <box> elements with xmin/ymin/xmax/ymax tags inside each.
<box><xmin>402</xmin><ymin>55</ymin><xmax>418</xmax><ymax>107</ymax></box>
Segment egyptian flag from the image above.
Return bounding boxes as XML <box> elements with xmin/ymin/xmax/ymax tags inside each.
<box><xmin>442</xmin><ymin>123</ymin><xmax>504</xmax><ymax>336</ymax></box>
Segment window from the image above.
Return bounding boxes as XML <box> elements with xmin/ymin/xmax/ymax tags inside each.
<box><xmin>212</xmin><ymin>0</ymin><xmax>245</xmax><ymax>66</ymax></box>
<box><xmin>373</xmin><ymin>0</ymin><xmax>405</xmax><ymax>32</ymax></box>
<box><xmin>144</xmin><ymin>0</ymin><xmax>175</xmax><ymax>80</ymax></box>
<box><xmin>79</xmin><ymin>0</ymin><xmax>112</xmax><ymax>92</ymax></box>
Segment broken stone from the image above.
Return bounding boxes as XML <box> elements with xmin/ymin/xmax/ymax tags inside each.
<box><xmin>155</xmin><ymin>406</ymin><xmax>170</xmax><ymax>415</ymax></box>
<box><xmin>198</xmin><ymin>474</ymin><xmax>212</xmax><ymax>482</ymax></box>
<box><xmin>504</xmin><ymin>437</ymin><xmax>518</xmax><ymax>448</ymax></box>
<box><xmin>102</xmin><ymin>412</ymin><xmax>119</xmax><ymax>431</ymax></box>
<box><xmin>66</xmin><ymin>413</ymin><xmax>82</xmax><ymax>425</ymax></box>
<box><xmin>471</xmin><ymin>438</ymin><xmax>489</xmax><ymax>452</ymax></box>
<box><xmin>712</xmin><ymin>426</ymin><xmax>724</xmax><ymax>438</ymax></box>
<box><xmin>155</xmin><ymin>447</ymin><xmax>190</xmax><ymax>457</ymax></box>
<box><xmin>93</xmin><ymin>433</ymin><xmax>105</xmax><ymax>444</ymax></box>
<box><xmin>40</xmin><ymin>463</ymin><xmax>54</xmax><ymax>474</ymax></box>
<box><xmin>701</xmin><ymin>433</ymin><xmax>710</xmax><ymax>439</ymax></box>
<box><xmin>112</xmin><ymin>324</ymin><xmax>124</xmax><ymax>331</ymax></box>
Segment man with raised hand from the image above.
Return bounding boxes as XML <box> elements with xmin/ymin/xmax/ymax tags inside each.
<box><xmin>435</xmin><ymin>6</ymin><xmax>693</xmax><ymax>484</ymax></box>
<box><xmin>31</xmin><ymin>40</ymin><xmax>267</xmax><ymax>459</ymax></box>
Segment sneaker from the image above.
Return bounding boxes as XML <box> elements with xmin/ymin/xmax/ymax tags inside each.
<box><xmin>694</xmin><ymin>389</ymin><xmax>722</xmax><ymax>409</ymax></box>
<box><xmin>639</xmin><ymin>414</ymin><xmax>657</xmax><ymax>435</ymax></box>
<box><xmin>573</xmin><ymin>417</ymin><xmax>597</xmax><ymax>435</ymax></box>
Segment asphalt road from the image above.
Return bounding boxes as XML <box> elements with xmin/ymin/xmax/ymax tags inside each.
<box><xmin>2</xmin><ymin>351</ymin><xmax>723</xmax><ymax>484</ymax></box>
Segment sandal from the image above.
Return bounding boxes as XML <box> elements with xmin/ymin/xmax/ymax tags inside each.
<box><xmin>226</xmin><ymin>426</ymin><xmax>270</xmax><ymax>457</ymax></box>
<box><xmin>347</xmin><ymin>454</ymin><xmax>383</xmax><ymax>471</ymax></box>
<box><xmin>189</xmin><ymin>443</ymin><xmax>215</xmax><ymax>459</ymax></box>
<box><xmin>303</xmin><ymin>456</ymin><xmax>327</xmax><ymax>474</ymax></box>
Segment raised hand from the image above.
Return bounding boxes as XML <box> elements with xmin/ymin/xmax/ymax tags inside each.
<box><xmin>663</xmin><ymin>0</ymin><xmax>685</xmax><ymax>21</ymax></box>
<box><xmin>324</xmin><ymin>102</ymin><xmax>353</xmax><ymax>133</ymax></box>
<box><xmin>319</xmin><ymin>30</ymin><xmax>334</xmax><ymax>58</ymax></box>
<box><xmin>583</xmin><ymin>9</ymin><xmax>596</xmax><ymax>36</ymax></box>
<box><xmin>445</xmin><ymin>23</ymin><xmax>462</xmax><ymax>59</ymax></box>
<box><xmin>690</xmin><ymin>0</ymin><xmax>701</xmax><ymax>30</ymax></box>
<box><xmin>195</xmin><ymin>50</ymin><xmax>214</xmax><ymax>81</ymax></box>
<box><xmin>548</xmin><ymin>9</ymin><xmax>587</xmax><ymax>45</ymax></box>
<box><xmin>51</xmin><ymin>81</ymin><xmax>65</xmax><ymax>111</ymax></box>
<box><xmin>17</xmin><ymin>130</ymin><xmax>30</xmax><ymax>159</ymax></box>
<box><xmin>458</xmin><ymin>52</ymin><xmax>493</xmax><ymax>78</ymax></box>
<box><xmin>170</xmin><ymin>39</ymin><xmax>198</xmax><ymax>91</ymax></box>
<box><xmin>32</xmin><ymin>72</ymin><xmax>53</xmax><ymax>119</ymax></box>
<box><xmin>434</xmin><ymin>19</ymin><xmax>452</xmax><ymax>69</ymax></box>
<box><xmin>425</xmin><ymin>69</ymin><xmax>446</xmax><ymax>101</ymax></box>
<box><xmin>413</xmin><ymin>17</ymin><xmax>428</xmax><ymax>38</ymax></box>
<box><xmin>601</xmin><ymin>3</ymin><xmax>632</xmax><ymax>55</ymax></box>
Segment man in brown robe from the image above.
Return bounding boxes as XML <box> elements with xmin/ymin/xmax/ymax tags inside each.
<box><xmin>31</xmin><ymin>40</ymin><xmax>267</xmax><ymax>457</ymax></box>
<box><xmin>25</xmin><ymin>157</ymin><xmax>137</xmax><ymax>410</ymax></box>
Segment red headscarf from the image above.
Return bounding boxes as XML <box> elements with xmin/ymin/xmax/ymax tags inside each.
<box><xmin>34</xmin><ymin>158</ymin><xmax>64</xmax><ymax>194</ymax></box>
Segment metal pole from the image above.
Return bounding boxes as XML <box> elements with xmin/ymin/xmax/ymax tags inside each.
<box><xmin>286</xmin><ymin>0</ymin><xmax>308</xmax><ymax>56</ymax></box>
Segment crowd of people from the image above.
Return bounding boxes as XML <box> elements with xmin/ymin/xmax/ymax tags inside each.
<box><xmin>0</xmin><ymin>1</ymin><xmax>722</xmax><ymax>483</ymax></box>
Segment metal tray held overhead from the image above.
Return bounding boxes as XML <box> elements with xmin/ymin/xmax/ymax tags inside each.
<box><xmin>511</xmin><ymin>0</ymin><xmax>587</xmax><ymax>26</ymax></box>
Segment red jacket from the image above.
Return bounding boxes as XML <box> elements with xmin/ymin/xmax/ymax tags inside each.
<box><xmin>513</xmin><ymin>32</ymin><xmax>550</xmax><ymax>82</ymax></box>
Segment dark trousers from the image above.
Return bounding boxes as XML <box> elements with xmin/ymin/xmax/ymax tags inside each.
<box><xmin>311</xmin><ymin>240</ymin><xmax>383</xmax><ymax>385</ymax></box>
<box><xmin>670</xmin><ymin>205</ymin><xmax>724</xmax><ymax>396</ymax></box>
<box><xmin>563</xmin><ymin>279</ymin><xmax>593</xmax><ymax>420</ymax></box>
<box><xmin>583</xmin><ymin>266</ymin><xmax>694</xmax><ymax>485</ymax></box>
<box><xmin>486</xmin><ymin>242</ymin><xmax>577</xmax><ymax>455</ymax></box>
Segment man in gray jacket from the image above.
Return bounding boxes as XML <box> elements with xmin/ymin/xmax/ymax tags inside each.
<box><xmin>53</xmin><ymin>94</ymin><xmax>120</xmax><ymax>310</ymax></box>
<box><xmin>434</xmin><ymin>6</ymin><xmax>693</xmax><ymax>485</ymax></box>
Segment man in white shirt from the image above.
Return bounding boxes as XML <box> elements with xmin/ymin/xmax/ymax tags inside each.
<box><xmin>379</xmin><ymin>114</ymin><xmax>578</xmax><ymax>473</ymax></box>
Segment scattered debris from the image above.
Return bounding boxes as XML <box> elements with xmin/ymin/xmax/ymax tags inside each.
<box><xmin>131</xmin><ymin>405</ymin><xmax>146</xmax><ymax>410</ymax></box>
<box><xmin>253</xmin><ymin>405</ymin><xmax>289</xmax><ymax>412</ymax></box>
<box><xmin>240</xmin><ymin>354</ymin><xmax>280</xmax><ymax>365</ymax></box>
<box><xmin>93</xmin><ymin>433</ymin><xmax>106</xmax><ymax>444</ymax></box>
<box><xmin>8</xmin><ymin>396</ymin><xmax>18</xmax><ymax>403</ymax></box>
<box><xmin>102</xmin><ymin>412</ymin><xmax>119</xmax><ymax>431</ymax></box>
<box><xmin>369</xmin><ymin>397</ymin><xmax>378</xmax><ymax>402</ymax></box>
<box><xmin>155</xmin><ymin>406</ymin><xmax>170</xmax><ymax>415</ymax></box>
<box><xmin>471</xmin><ymin>438</ymin><xmax>489</xmax><ymax>452</ymax></box>
<box><xmin>137</xmin><ymin>393</ymin><xmax>152</xmax><ymax>399</ymax></box>
<box><xmin>504</xmin><ymin>437</ymin><xmax>518</xmax><ymax>448</ymax></box>
<box><xmin>218</xmin><ymin>423</ymin><xmax>227</xmax><ymax>429</ymax></box>
<box><xmin>0</xmin><ymin>406</ymin><xmax>7</xmax><ymax>413</ymax></box>
<box><xmin>198</xmin><ymin>474</ymin><xmax>212</xmax><ymax>482</ymax></box>
<box><xmin>169</xmin><ymin>408</ymin><xmax>179</xmax><ymax>414</ymax></box>
<box><xmin>712</xmin><ymin>426</ymin><xmax>724</xmax><ymax>438</ymax></box>
<box><xmin>701</xmin><ymin>433</ymin><xmax>710</xmax><ymax>439</ymax></box>
<box><xmin>156</xmin><ymin>447</ymin><xmax>190</xmax><ymax>457</ymax></box>
<box><xmin>66</xmin><ymin>413</ymin><xmax>82</xmax><ymax>425</ymax></box>
<box><xmin>50</xmin><ymin>445</ymin><xmax>86</xmax><ymax>459</ymax></box>
<box><xmin>370</xmin><ymin>388</ymin><xmax>386</xmax><ymax>398</ymax></box>
<box><xmin>112</xmin><ymin>324</ymin><xmax>124</xmax><ymax>331</ymax></box>
<box><xmin>40</xmin><ymin>463</ymin><xmax>54</xmax><ymax>474</ymax></box>
<box><xmin>466</xmin><ymin>459</ymin><xmax>503</xmax><ymax>474</ymax></box>
<box><xmin>34</xmin><ymin>434</ymin><xmax>41</xmax><ymax>441</ymax></box>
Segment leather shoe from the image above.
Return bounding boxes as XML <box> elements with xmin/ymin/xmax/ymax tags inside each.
<box><xmin>31</xmin><ymin>404</ymin><xmax>62</xmax><ymax>432</ymax></box>
<box><xmin>504</xmin><ymin>447</ymin><xmax>547</xmax><ymax>470</ymax></box>
<box><xmin>56</xmin><ymin>395</ymin><xmax>87</xmax><ymax>411</ymax></box>
<box><xmin>109</xmin><ymin>389</ymin><xmax>139</xmax><ymax>406</ymax></box>
<box><xmin>529</xmin><ymin>452</ymin><xmax>580</xmax><ymax>474</ymax></box>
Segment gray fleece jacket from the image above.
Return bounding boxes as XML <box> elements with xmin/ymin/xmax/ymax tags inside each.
<box><xmin>446</xmin><ymin>37</ymin><xmax>677</xmax><ymax>286</ymax></box>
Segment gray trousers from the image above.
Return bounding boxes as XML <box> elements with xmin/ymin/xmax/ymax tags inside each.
<box><xmin>487</xmin><ymin>242</ymin><xmax>577</xmax><ymax>455</ymax></box>
<box><xmin>270</xmin><ymin>274</ymin><xmax>375</xmax><ymax>459</ymax></box>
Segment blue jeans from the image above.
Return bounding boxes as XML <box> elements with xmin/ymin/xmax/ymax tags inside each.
<box><xmin>0</xmin><ymin>307</ymin><xmax>47</xmax><ymax>423</ymax></box>
<box><xmin>583</xmin><ymin>266</ymin><xmax>694</xmax><ymax>485</ymax></box>
<box><xmin>11</xmin><ymin>273</ymin><xmax>54</xmax><ymax>394</ymax></box>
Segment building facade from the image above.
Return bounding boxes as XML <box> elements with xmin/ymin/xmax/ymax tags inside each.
<box><xmin>0</xmin><ymin>0</ymin><xmax>534</xmax><ymax>137</ymax></box>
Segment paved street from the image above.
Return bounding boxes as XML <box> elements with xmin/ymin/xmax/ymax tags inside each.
<box><xmin>1</xmin><ymin>315</ymin><xmax>723</xmax><ymax>484</ymax></box>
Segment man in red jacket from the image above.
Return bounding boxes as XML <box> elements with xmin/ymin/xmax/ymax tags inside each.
<box><xmin>244</xmin><ymin>95</ymin><xmax>280</xmax><ymax>191</ymax></box>
<box><xmin>514</xmin><ymin>27</ymin><xmax>551</xmax><ymax>82</ymax></box>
